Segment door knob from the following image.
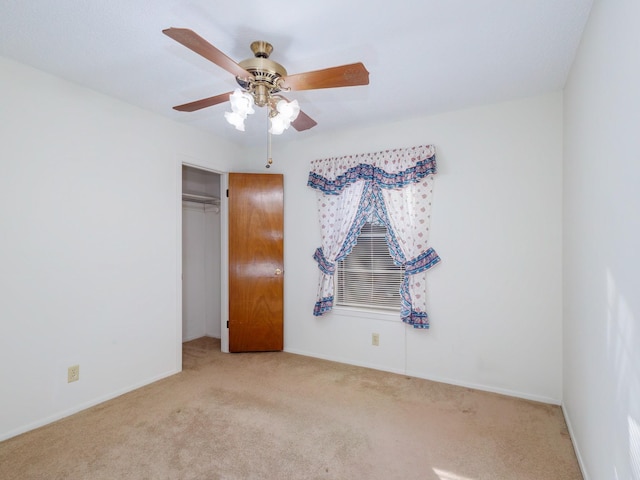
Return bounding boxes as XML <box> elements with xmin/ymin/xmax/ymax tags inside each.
<box><xmin>275</xmin><ymin>268</ymin><xmax>282</xmax><ymax>276</ymax></box>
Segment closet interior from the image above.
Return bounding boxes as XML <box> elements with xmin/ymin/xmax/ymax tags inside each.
<box><xmin>182</xmin><ymin>165</ymin><xmax>222</xmax><ymax>343</ymax></box>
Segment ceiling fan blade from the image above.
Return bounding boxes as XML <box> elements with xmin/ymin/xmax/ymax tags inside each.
<box><xmin>279</xmin><ymin>62</ymin><xmax>369</xmax><ymax>91</ymax></box>
<box><xmin>291</xmin><ymin>109</ymin><xmax>317</xmax><ymax>131</ymax></box>
<box><xmin>173</xmin><ymin>92</ymin><xmax>232</xmax><ymax>112</ymax></box>
<box><xmin>163</xmin><ymin>27</ymin><xmax>251</xmax><ymax>79</ymax></box>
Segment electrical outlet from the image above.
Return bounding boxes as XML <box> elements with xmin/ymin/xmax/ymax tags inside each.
<box><xmin>372</xmin><ymin>333</ymin><xmax>380</xmax><ymax>346</ymax></box>
<box><xmin>68</xmin><ymin>365</ymin><xmax>80</xmax><ymax>383</ymax></box>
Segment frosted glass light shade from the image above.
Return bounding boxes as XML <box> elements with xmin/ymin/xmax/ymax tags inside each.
<box><xmin>229</xmin><ymin>88</ymin><xmax>255</xmax><ymax>116</ymax></box>
<box><xmin>269</xmin><ymin>99</ymin><xmax>300</xmax><ymax>134</ymax></box>
<box><xmin>224</xmin><ymin>111</ymin><xmax>246</xmax><ymax>131</ymax></box>
<box><xmin>269</xmin><ymin>114</ymin><xmax>287</xmax><ymax>135</ymax></box>
<box><xmin>276</xmin><ymin>99</ymin><xmax>300</xmax><ymax>122</ymax></box>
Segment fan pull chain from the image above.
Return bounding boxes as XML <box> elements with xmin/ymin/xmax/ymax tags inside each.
<box><xmin>266</xmin><ymin>108</ymin><xmax>273</xmax><ymax>169</ymax></box>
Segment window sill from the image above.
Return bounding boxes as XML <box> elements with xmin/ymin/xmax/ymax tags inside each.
<box><xmin>331</xmin><ymin>306</ymin><xmax>401</xmax><ymax>323</ymax></box>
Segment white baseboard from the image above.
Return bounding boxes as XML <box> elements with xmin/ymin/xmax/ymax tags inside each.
<box><xmin>0</xmin><ymin>368</ymin><xmax>180</xmax><ymax>442</ymax></box>
<box><xmin>284</xmin><ymin>347</ymin><xmax>561</xmax><ymax>405</ymax></box>
<box><xmin>405</xmin><ymin>369</ymin><xmax>561</xmax><ymax>405</ymax></box>
<box><xmin>284</xmin><ymin>348</ymin><xmax>406</xmax><ymax>376</ymax></box>
<box><xmin>562</xmin><ymin>403</ymin><xmax>589</xmax><ymax>479</ymax></box>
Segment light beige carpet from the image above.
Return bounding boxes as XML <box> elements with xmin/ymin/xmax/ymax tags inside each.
<box><xmin>0</xmin><ymin>337</ymin><xmax>581</xmax><ymax>479</ymax></box>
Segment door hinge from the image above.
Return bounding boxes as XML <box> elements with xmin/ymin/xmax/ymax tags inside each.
<box><xmin>226</xmin><ymin>320</ymin><xmax>229</xmax><ymax>329</ymax></box>
<box><xmin>226</xmin><ymin>189</ymin><xmax>229</xmax><ymax>198</ymax></box>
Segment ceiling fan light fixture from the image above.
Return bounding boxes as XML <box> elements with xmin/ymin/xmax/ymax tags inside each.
<box><xmin>269</xmin><ymin>114</ymin><xmax>288</xmax><ymax>135</ymax></box>
<box><xmin>225</xmin><ymin>88</ymin><xmax>256</xmax><ymax>130</ymax></box>
<box><xmin>276</xmin><ymin>99</ymin><xmax>300</xmax><ymax>122</ymax></box>
<box><xmin>268</xmin><ymin>98</ymin><xmax>300</xmax><ymax>135</ymax></box>
<box><xmin>228</xmin><ymin>88</ymin><xmax>255</xmax><ymax>116</ymax></box>
<box><xmin>224</xmin><ymin>111</ymin><xmax>246</xmax><ymax>131</ymax></box>
<box><xmin>163</xmin><ymin>29</ymin><xmax>368</xmax><ymax>140</ymax></box>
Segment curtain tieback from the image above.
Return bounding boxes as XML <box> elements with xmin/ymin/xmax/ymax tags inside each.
<box><xmin>404</xmin><ymin>248</ymin><xmax>441</xmax><ymax>275</ymax></box>
<box><xmin>313</xmin><ymin>247</ymin><xmax>336</xmax><ymax>275</ymax></box>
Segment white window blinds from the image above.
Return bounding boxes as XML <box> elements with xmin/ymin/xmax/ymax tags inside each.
<box><xmin>336</xmin><ymin>222</ymin><xmax>405</xmax><ymax>311</ymax></box>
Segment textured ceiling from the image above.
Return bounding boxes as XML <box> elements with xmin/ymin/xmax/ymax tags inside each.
<box><xmin>0</xmin><ymin>0</ymin><xmax>593</xmax><ymax>146</ymax></box>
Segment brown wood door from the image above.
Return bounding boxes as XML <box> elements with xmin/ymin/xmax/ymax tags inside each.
<box><xmin>228</xmin><ymin>173</ymin><xmax>284</xmax><ymax>352</ymax></box>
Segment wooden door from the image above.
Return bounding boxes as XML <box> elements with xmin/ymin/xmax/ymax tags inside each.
<box><xmin>228</xmin><ymin>173</ymin><xmax>284</xmax><ymax>352</ymax></box>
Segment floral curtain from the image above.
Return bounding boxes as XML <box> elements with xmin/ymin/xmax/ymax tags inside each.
<box><xmin>311</xmin><ymin>180</ymin><xmax>365</xmax><ymax>315</ymax></box>
<box><xmin>308</xmin><ymin>144</ymin><xmax>441</xmax><ymax>328</ymax></box>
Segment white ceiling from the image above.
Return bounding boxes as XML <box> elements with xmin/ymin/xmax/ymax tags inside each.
<box><xmin>0</xmin><ymin>0</ymin><xmax>593</xmax><ymax>147</ymax></box>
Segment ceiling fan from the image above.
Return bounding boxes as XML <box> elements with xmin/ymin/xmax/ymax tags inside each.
<box><xmin>163</xmin><ymin>28</ymin><xmax>370</xmax><ymax>134</ymax></box>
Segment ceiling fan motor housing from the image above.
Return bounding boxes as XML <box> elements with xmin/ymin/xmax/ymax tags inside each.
<box><xmin>237</xmin><ymin>41</ymin><xmax>287</xmax><ymax>106</ymax></box>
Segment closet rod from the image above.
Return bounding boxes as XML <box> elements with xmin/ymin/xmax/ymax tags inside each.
<box><xmin>182</xmin><ymin>193</ymin><xmax>220</xmax><ymax>205</ymax></box>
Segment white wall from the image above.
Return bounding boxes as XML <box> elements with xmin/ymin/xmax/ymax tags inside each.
<box><xmin>563</xmin><ymin>0</ymin><xmax>640</xmax><ymax>478</ymax></box>
<box><xmin>247</xmin><ymin>92</ymin><xmax>563</xmax><ymax>403</ymax></box>
<box><xmin>0</xmin><ymin>56</ymin><xmax>240</xmax><ymax>440</ymax></box>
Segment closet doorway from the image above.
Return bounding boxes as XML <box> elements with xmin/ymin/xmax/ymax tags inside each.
<box><xmin>182</xmin><ymin>165</ymin><xmax>223</xmax><ymax>347</ymax></box>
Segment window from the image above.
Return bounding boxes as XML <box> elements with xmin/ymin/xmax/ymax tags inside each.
<box><xmin>335</xmin><ymin>222</ymin><xmax>405</xmax><ymax>311</ymax></box>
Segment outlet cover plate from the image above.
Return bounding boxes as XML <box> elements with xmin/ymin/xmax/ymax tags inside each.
<box><xmin>68</xmin><ymin>365</ymin><xmax>80</xmax><ymax>383</ymax></box>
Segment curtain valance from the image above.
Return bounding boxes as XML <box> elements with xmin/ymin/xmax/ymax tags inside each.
<box><xmin>308</xmin><ymin>144</ymin><xmax>436</xmax><ymax>194</ymax></box>
<box><xmin>309</xmin><ymin>144</ymin><xmax>440</xmax><ymax>329</ymax></box>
